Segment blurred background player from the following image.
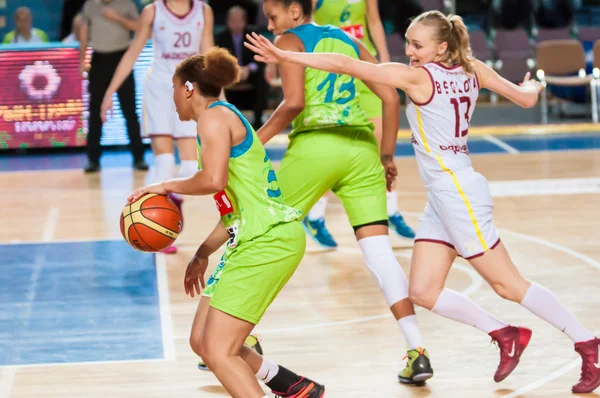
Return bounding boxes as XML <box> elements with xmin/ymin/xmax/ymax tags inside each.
<box><xmin>100</xmin><ymin>0</ymin><xmax>214</xmax><ymax>254</ymax></box>
<box><xmin>246</xmin><ymin>0</ymin><xmax>435</xmax><ymax>385</ymax></box>
<box><xmin>303</xmin><ymin>0</ymin><xmax>415</xmax><ymax>248</ymax></box>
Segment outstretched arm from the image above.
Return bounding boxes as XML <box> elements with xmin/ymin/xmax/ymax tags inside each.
<box><xmin>255</xmin><ymin>34</ymin><xmax>306</xmax><ymax>145</ymax></box>
<box><xmin>245</xmin><ymin>32</ymin><xmax>421</xmax><ymax>93</ymax></box>
<box><xmin>473</xmin><ymin>59</ymin><xmax>542</xmax><ymax>109</ymax></box>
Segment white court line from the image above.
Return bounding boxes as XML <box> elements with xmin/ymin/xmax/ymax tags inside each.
<box><xmin>41</xmin><ymin>207</ymin><xmax>59</xmax><ymax>242</ymax></box>
<box><xmin>0</xmin><ymin>357</ymin><xmax>167</xmax><ymax>370</ymax></box>
<box><xmin>498</xmin><ymin>228</ymin><xmax>600</xmax><ymax>271</ymax></box>
<box><xmin>0</xmin><ymin>237</ymin><xmax>122</xmax><ymax>246</ymax></box>
<box><xmin>0</xmin><ymin>368</ymin><xmax>16</xmax><ymax>398</ymax></box>
<box><xmin>155</xmin><ymin>253</ymin><xmax>176</xmax><ymax>361</ymax></box>
<box><xmin>501</xmin><ymin>359</ymin><xmax>580</xmax><ymax>398</ymax></box>
<box><xmin>483</xmin><ymin>135</ymin><xmax>520</xmax><ymax>154</ymax></box>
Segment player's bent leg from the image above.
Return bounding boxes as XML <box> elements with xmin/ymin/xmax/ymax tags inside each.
<box><xmin>190</xmin><ymin>295</ymin><xmax>211</xmax><ymax>357</ymax></box>
<box><xmin>241</xmin><ymin>346</ymin><xmax>326</xmax><ymax>398</ymax></box>
<box><xmin>354</xmin><ymin>223</ymin><xmax>433</xmax><ymax>385</ymax></box>
<box><xmin>199</xmin><ymin>308</ymin><xmax>265</xmax><ymax>398</ymax></box>
<box><xmin>408</xmin><ymin>240</ymin><xmax>457</xmax><ymax>310</ymax></box>
<box><xmin>193</xmin><ymin>294</ymin><xmax>264</xmax><ymax>373</ymax></box>
<box><xmin>195</xmin><ymin>256</ymin><xmax>263</xmax><ymax>372</ymax></box>
<box><xmin>468</xmin><ymin>241</ymin><xmax>530</xmax><ymax>303</ymax></box>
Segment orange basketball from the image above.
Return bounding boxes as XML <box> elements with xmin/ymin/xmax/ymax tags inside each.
<box><xmin>120</xmin><ymin>193</ymin><xmax>183</xmax><ymax>252</ymax></box>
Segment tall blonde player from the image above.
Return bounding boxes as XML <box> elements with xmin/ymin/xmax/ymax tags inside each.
<box><xmin>101</xmin><ymin>0</ymin><xmax>214</xmax><ymax>254</ymax></box>
<box><xmin>246</xmin><ymin>10</ymin><xmax>600</xmax><ymax>393</ymax></box>
<box><xmin>303</xmin><ymin>0</ymin><xmax>415</xmax><ymax>248</ymax></box>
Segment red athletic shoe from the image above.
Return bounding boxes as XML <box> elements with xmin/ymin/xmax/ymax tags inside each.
<box><xmin>489</xmin><ymin>326</ymin><xmax>532</xmax><ymax>382</ymax></box>
<box><xmin>573</xmin><ymin>337</ymin><xmax>600</xmax><ymax>394</ymax></box>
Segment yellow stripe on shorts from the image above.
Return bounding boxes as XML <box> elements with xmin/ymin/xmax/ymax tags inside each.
<box><xmin>415</xmin><ymin>106</ymin><xmax>488</xmax><ymax>251</ymax></box>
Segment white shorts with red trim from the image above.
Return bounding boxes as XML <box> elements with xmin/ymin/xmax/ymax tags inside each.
<box><xmin>415</xmin><ymin>169</ymin><xmax>500</xmax><ymax>259</ymax></box>
<box><xmin>142</xmin><ymin>80</ymin><xmax>197</xmax><ymax>139</ymax></box>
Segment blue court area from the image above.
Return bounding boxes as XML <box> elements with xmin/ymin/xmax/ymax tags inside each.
<box><xmin>0</xmin><ymin>241</ymin><xmax>164</xmax><ymax>366</ymax></box>
<box><xmin>1</xmin><ymin>132</ymin><xmax>600</xmax><ymax>172</ymax></box>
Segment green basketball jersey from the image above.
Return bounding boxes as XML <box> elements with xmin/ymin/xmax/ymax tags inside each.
<box><xmin>313</xmin><ymin>0</ymin><xmax>377</xmax><ymax>56</ymax></box>
<box><xmin>285</xmin><ymin>24</ymin><xmax>374</xmax><ymax>137</ymax></box>
<box><xmin>197</xmin><ymin>101</ymin><xmax>301</xmax><ymax>248</ymax></box>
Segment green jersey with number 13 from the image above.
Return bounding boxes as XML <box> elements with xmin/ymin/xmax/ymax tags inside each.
<box><xmin>285</xmin><ymin>24</ymin><xmax>374</xmax><ymax>137</ymax></box>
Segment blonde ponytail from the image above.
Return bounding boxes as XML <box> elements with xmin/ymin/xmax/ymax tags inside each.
<box><xmin>410</xmin><ymin>11</ymin><xmax>475</xmax><ymax>75</ymax></box>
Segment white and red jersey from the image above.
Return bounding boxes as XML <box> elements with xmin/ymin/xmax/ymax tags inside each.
<box><xmin>147</xmin><ymin>0</ymin><xmax>205</xmax><ymax>86</ymax></box>
<box><xmin>406</xmin><ymin>62</ymin><xmax>480</xmax><ymax>189</ymax></box>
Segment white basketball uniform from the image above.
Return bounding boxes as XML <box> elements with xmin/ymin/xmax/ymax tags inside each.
<box><xmin>143</xmin><ymin>0</ymin><xmax>204</xmax><ymax>138</ymax></box>
<box><xmin>407</xmin><ymin>62</ymin><xmax>499</xmax><ymax>259</ymax></box>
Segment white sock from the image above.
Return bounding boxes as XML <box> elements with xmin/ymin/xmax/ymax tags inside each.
<box><xmin>177</xmin><ymin>160</ymin><xmax>198</xmax><ymax>179</ymax></box>
<box><xmin>432</xmin><ymin>289</ymin><xmax>508</xmax><ymax>334</ymax></box>
<box><xmin>153</xmin><ymin>153</ymin><xmax>176</xmax><ymax>183</ymax></box>
<box><xmin>521</xmin><ymin>282</ymin><xmax>594</xmax><ymax>343</ymax></box>
<box><xmin>256</xmin><ymin>357</ymin><xmax>279</xmax><ymax>384</ymax></box>
<box><xmin>386</xmin><ymin>189</ymin><xmax>399</xmax><ymax>217</ymax></box>
<box><xmin>144</xmin><ymin>166</ymin><xmax>156</xmax><ymax>186</ymax></box>
<box><xmin>307</xmin><ymin>196</ymin><xmax>328</xmax><ymax>221</ymax></box>
<box><xmin>398</xmin><ymin>315</ymin><xmax>424</xmax><ymax>350</ymax></box>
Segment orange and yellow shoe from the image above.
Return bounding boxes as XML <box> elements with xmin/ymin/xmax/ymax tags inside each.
<box><xmin>398</xmin><ymin>347</ymin><xmax>434</xmax><ymax>385</ymax></box>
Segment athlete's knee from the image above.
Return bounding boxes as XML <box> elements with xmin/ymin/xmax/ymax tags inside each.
<box><xmin>490</xmin><ymin>277</ymin><xmax>526</xmax><ymax>303</ymax></box>
<box><xmin>199</xmin><ymin>334</ymin><xmax>240</xmax><ymax>366</ymax></box>
<box><xmin>198</xmin><ymin>337</ymin><xmax>221</xmax><ymax>367</ymax></box>
<box><xmin>189</xmin><ymin>331</ymin><xmax>202</xmax><ymax>357</ymax></box>
<box><xmin>409</xmin><ymin>283</ymin><xmax>440</xmax><ymax>309</ymax></box>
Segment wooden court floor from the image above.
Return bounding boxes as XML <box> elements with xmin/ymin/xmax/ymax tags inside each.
<box><xmin>1</xmin><ymin>150</ymin><xmax>600</xmax><ymax>397</ymax></box>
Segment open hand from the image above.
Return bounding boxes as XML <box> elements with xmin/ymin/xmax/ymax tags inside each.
<box><xmin>381</xmin><ymin>154</ymin><xmax>398</xmax><ymax>192</ymax></box>
<box><xmin>244</xmin><ymin>32</ymin><xmax>287</xmax><ymax>64</ymax></box>
<box><xmin>184</xmin><ymin>255</ymin><xmax>209</xmax><ymax>297</ymax></box>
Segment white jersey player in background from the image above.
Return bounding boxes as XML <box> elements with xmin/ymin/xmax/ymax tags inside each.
<box><xmin>101</xmin><ymin>0</ymin><xmax>214</xmax><ymax>254</ymax></box>
<box><xmin>245</xmin><ymin>9</ymin><xmax>600</xmax><ymax>394</ymax></box>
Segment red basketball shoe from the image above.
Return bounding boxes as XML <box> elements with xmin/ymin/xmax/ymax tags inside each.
<box><xmin>573</xmin><ymin>337</ymin><xmax>600</xmax><ymax>394</ymax></box>
<box><xmin>489</xmin><ymin>326</ymin><xmax>532</xmax><ymax>382</ymax></box>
